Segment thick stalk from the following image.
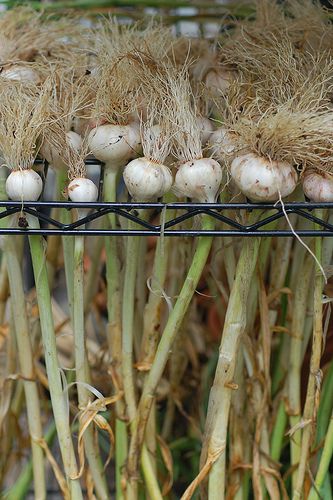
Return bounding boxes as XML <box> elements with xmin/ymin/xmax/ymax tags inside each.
<box><xmin>139</xmin><ymin>203</ymin><xmax>175</xmax><ymax>366</ymax></box>
<box><xmin>83</xmin><ymin>235</ymin><xmax>104</xmax><ymax>312</ymax></box>
<box><xmin>126</xmin><ymin>215</ymin><xmax>214</xmax><ymax>493</ymax></box>
<box><xmin>121</xmin><ymin>219</ymin><xmax>143</xmax><ymax>500</ymax></box>
<box><xmin>202</xmin><ymin>222</ymin><xmax>261</xmax><ymax>499</ymax></box>
<box><xmin>308</xmin><ymin>409</ymin><xmax>333</xmax><ymax>499</ymax></box>
<box><xmin>103</xmin><ymin>167</ymin><xmax>127</xmax><ymax>500</ymax></box>
<box><xmin>293</xmin><ymin>225</ymin><xmax>324</xmax><ymax>499</ymax></box>
<box><xmin>0</xmin><ymin>299</ymin><xmax>17</xmax><ymax>481</ymax></box>
<box><xmin>270</xmin><ymin>400</ymin><xmax>288</xmax><ymax>462</ymax></box>
<box><xmin>73</xmin><ymin>231</ymin><xmax>109</xmax><ymax>500</ymax></box>
<box><xmin>288</xmin><ymin>253</ymin><xmax>313</xmax><ymax>490</ymax></box>
<box><xmin>27</xmin><ymin>213</ymin><xmax>83</xmax><ymax>499</ymax></box>
<box><xmin>5</xmin><ymin>421</ymin><xmax>57</xmax><ymax>500</ymax></box>
<box><xmin>228</xmin><ymin>353</ymin><xmax>247</xmax><ymax>499</ymax></box>
<box><xmin>4</xmin><ymin>234</ymin><xmax>46</xmax><ymax>500</ymax></box>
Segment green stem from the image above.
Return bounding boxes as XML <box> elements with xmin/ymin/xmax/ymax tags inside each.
<box><xmin>317</xmin><ymin>361</ymin><xmax>333</xmax><ymax>446</ymax></box>
<box><xmin>126</xmin><ymin>215</ymin><xmax>214</xmax><ymax>494</ymax></box>
<box><xmin>293</xmin><ymin>213</ymin><xmax>324</xmax><ymax>499</ymax></box>
<box><xmin>4</xmin><ymin>234</ymin><xmax>46</xmax><ymax>500</ymax></box>
<box><xmin>308</xmin><ymin>409</ymin><xmax>333</xmax><ymax>499</ymax></box>
<box><xmin>202</xmin><ymin>214</ymin><xmax>261</xmax><ymax>500</ymax></box>
<box><xmin>288</xmin><ymin>253</ymin><xmax>313</xmax><ymax>491</ymax></box>
<box><xmin>121</xmin><ymin>222</ymin><xmax>142</xmax><ymax>500</ymax></box>
<box><xmin>103</xmin><ymin>167</ymin><xmax>127</xmax><ymax>500</ymax></box>
<box><xmin>141</xmin><ymin>446</ymin><xmax>163</xmax><ymax>500</ymax></box>
<box><xmin>4</xmin><ymin>422</ymin><xmax>57</xmax><ymax>500</ymax></box>
<box><xmin>270</xmin><ymin>400</ymin><xmax>288</xmax><ymax>462</ymax></box>
<box><xmin>140</xmin><ymin>201</ymin><xmax>175</xmax><ymax>366</ymax></box>
<box><xmin>27</xmin><ymin>214</ymin><xmax>83</xmax><ymax>499</ymax></box>
<box><xmin>73</xmin><ymin>229</ymin><xmax>109</xmax><ymax>500</ymax></box>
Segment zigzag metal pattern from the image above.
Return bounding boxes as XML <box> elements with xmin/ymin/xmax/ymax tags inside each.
<box><xmin>1</xmin><ymin>201</ymin><xmax>333</xmax><ymax>237</ymax></box>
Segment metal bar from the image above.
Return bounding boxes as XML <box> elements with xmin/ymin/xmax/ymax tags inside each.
<box><xmin>2</xmin><ymin>201</ymin><xmax>333</xmax><ymax>236</ymax></box>
<box><xmin>0</xmin><ymin>229</ymin><xmax>333</xmax><ymax>236</ymax></box>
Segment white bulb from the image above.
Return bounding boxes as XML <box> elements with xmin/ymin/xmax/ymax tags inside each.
<box><xmin>123</xmin><ymin>157</ymin><xmax>172</xmax><ymax>201</ymax></box>
<box><xmin>6</xmin><ymin>169</ymin><xmax>43</xmax><ymax>201</ymax></box>
<box><xmin>68</xmin><ymin>177</ymin><xmax>98</xmax><ymax>203</ymax></box>
<box><xmin>1</xmin><ymin>66</ymin><xmax>40</xmax><ymax>84</ymax></box>
<box><xmin>209</xmin><ymin>127</ymin><xmax>237</xmax><ymax>156</ymax></box>
<box><xmin>88</xmin><ymin>124</ymin><xmax>141</xmax><ymax>167</ymax></box>
<box><xmin>196</xmin><ymin>117</ymin><xmax>214</xmax><ymax>146</ymax></box>
<box><xmin>302</xmin><ymin>170</ymin><xmax>333</xmax><ymax>202</ymax></box>
<box><xmin>40</xmin><ymin>131</ymin><xmax>82</xmax><ymax>169</ymax></box>
<box><xmin>174</xmin><ymin>158</ymin><xmax>222</xmax><ymax>203</ymax></box>
<box><xmin>231</xmin><ymin>153</ymin><xmax>297</xmax><ymax>202</ymax></box>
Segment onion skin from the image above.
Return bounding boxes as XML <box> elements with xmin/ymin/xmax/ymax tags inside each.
<box><xmin>40</xmin><ymin>131</ymin><xmax>82</xmax><ymax>168</ymax></box>
<box><xmin>302</xmin><ymin>170</ymin><xmax>333</xmax><ymax>202</ymax></box>
<box><xmin>68</xmin><ymin>178</ymin><xmax>98</xmax><ymax>203</ymax></box>
<box><xmin>123</xmin><ymin>157</ymin><xmax>172</xmax><ymax>201</ymax></box>
<box><xmin>6</xmin><ymin>169</ymin><xmax>43</xmax><ymax>201</ymax></box>
<box><xmin>209</xmin><ymin>127</ymin><xmax>237</xmax><ymax>156</ymax></box>
<box><xmin>231</xmin><ymin>153</ymin><xmax>297</xmax><ymax>202</ymax></box>
<box><xmin>1</xmin><ymin>66</ymin><xmax>40</xmax><ymax>84</ymax></box>
<box><xmin>205</xmin><ymin>69</ymin><xmax>235</xmax><ymax>94</ymax></box>
<box><xmin>196</xmin><ymin>117</ymin><xmax>214</xmax><ymax>146</ymax></box>
<box><xmin>174</xmin><ymin>158</ymin><xmax>222</xmax><ymax>203</ymax></box>
<box><xmin>87</xmin><ymin>124</ymin><xmax>141</xmax><ymax>166</ymax></box>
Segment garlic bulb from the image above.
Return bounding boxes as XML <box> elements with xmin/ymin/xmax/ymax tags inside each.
<box><xmin>302</xmin><ymin>170</ymin><xmax>333</xmax><ymax>202</ymax></box>
<box><xmin>40</xmin><ymin>131</ymin><xmax>82</xmax><ymax>168</ymax></box>
<box><xmin>123</xmin><ymin>157</ymin><xmax>172</xmax><ymax>201</ymax></box>
<box><xmin>231</xmin><ymin>153</ymin><xmax>297</xmax><ymax>202</ymax></box>
<box><xmin>205</xmin><ymin>68</ymin><xmax>235</xmax><ymax>94</ymax></box>
<box><xmin>174</xmin><ymin>158</ymin><xmax>222</xmax><ymax>203</ymax></box>
<box><xmin>1</xmin><ymin>66</ymin><xmax>40</xmax><ymax>84</ymax></box>
<box><xmin>196</xmin><ymin>117</ymin><xmax>214</xmax><ymax>146</ymax></box>
<box><xmin>6</xmin><ymin>169</ymin><xmax>43</xmax><ymax>201</ymax></box>
<box><xmin>209</xmin><ymin>127</ymin><xmax>237</xmax><ymax>156</ymax></box>
<box><xmin>68</xmin><ymin>177</ymin><xmax>98</xmax><ymax>203</ymax></box>
<box><xmin>87</xmin><ymin>124</ymin><xmax>141</xmax><ymax>167</ymax></box>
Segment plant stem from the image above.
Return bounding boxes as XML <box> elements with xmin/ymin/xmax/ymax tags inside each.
<box><xmin>73</xmin><ymin>227</ymin><xmax>109</xmax><ymax>500</ymax></box>
<box><xmin>103</xmin><ymin>167</ymin><xmax>127</xmax><ymax>500</ymax></box>
<box><xmin>139</xmin><ymin>202</ymin><xmax>175</xmax><ymax>367</ymax></box>
<box><xmin>308</xmin><ymin>409</ymin><xmax>333</xmax><ymax>499</ymax></box>
<box><xmin>288</xmin><ymin>253</ymin><xmax>313</xmax><ymax>491</ymax></box>
<box><xmin>126</xmin><ymin>215</ymin><xmax>214</xmax><ymax>494</ymax></box>
<box><xmin>27</xmin><ymin>213</ymin><xmax>83</xmax><ymax>499</ymax></box>
<box><xmin>3</xmin><ymin>233</ymin><xmax>46</xmax><ymax>500</ymax></box>
<box><xmin>5</xmin><ymin>422</ymin><xmax>57</xmax><ymax>500</ymax></box>
<box><xmin>201</xmin><ymin>213</ymin><xmax>261</xmax><ymax>500</ymax></box>
<box><xmin>270</xmin><ymin>399</ymin><xmax>288</xmax><ymax>462</ymax></box>
<box><xmin>293</xmin><ymin>212</ymin><xmax>324</xmax><ymax>499</ymax></box>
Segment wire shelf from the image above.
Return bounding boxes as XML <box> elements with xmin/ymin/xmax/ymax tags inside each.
<box><xmin>2</xmin><ymin>159</ymin><xmax>333</xmax><ymax>237</ymax></box>
<box><xmin>2</xmin><ymin>200</ymin><xmax>333</xmax><ymax>237</ymax></box>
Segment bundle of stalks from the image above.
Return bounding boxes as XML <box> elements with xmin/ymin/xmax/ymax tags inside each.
<box><xmin>1</xmin><ymin>2</ymin><xmax>333</xmax><ymax>500</ymax></box>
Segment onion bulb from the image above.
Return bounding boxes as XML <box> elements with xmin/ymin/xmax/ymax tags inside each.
<box><xmin>1</xmin><ymin>66</ymin><xmax>40</xmax><ymax>84</ymax></box>
<box><xmin>196</xmin><ymin>117</ymin><xmax>214</xmax><ymax>146</ymax></box>
<box><xmin>40</xmin><ymin>131</ymin><xmax>82</xmax><ymax>169</ymax></box>
<box><xmin>68</xmin><ymin>177</ymin><xmax>98</xmax><ymax>203</ymax></box>
<box><xmin>6</xmin><ymin>169</ymin><xmax>43</xmax><ymax>201</ymax></box>
<box><xmin>302</xmin><ymin>170</ymin><xmax>333</xmax><ymax>202</ymax></box>
<box><xmin>123</xmin><ymin>158</ymin><xmax>172</xmax><ymax>201</ymax></box>
<box><xmin>174</xmin><ymin>158</ymin><xmax>222</xmax><ymax>203</ymax></box>
<box><xmin>87</xmin><ymin>124</ymin><xmax>141</xmax><ymax>167</ymax></box>
<box><xmin>209</xmin><ymin>127</ymin><xmax>237</xmax><ymax>156</ymax></box>
<box><xmin>231</xmin><ymin>153</ymin><xmax>297</xmax><ymax>202</ymax></box>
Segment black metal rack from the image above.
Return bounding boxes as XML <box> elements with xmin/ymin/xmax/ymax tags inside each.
<box><xmin>2</xmin><ymin>159</ymin><xmax>333</xmax><ymax>237</ymax></box>
<box><xmin>2</xmin><ymin>201</ymin><xmax>333</xmax><ymax>237</ymax></box>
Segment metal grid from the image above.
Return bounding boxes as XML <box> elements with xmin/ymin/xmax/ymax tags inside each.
<box><xmin>2</xmin><ymin>159</ymin><xmax>333</xmax><ymax>237</ymax></box>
